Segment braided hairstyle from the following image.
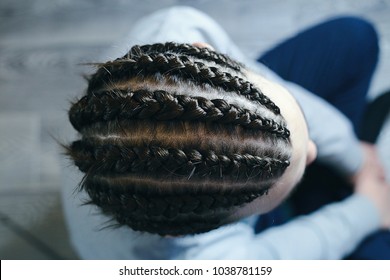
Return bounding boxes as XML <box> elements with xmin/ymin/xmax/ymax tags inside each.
<box><xmin>66</xmin><ymin>42</ymin><xmax>292</xmax><ymax>236</ymax></box>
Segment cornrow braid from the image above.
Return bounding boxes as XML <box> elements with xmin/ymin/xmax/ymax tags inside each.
<box><xmin>124</xmin><ymin>42</ymin><xmax>244</xmax><ymax>72</ymax></box>
<box><xmin>69</xmin><ymin>139</ymin><xmax>290</xmax><ymax>180</ymax></box>
<box><xmin>84</xmin><ymin>180</ymin><xmax>268</xmax><ymax>235</ymax></box>
<box><xmin>86</xmin><ymin>53</ymin><xmax>281</xmax><ymax>114</ymax></box>
<box><xmin>83</xmin><ymin>176</ymin><xmax>270</xmax><ymax>235</ymax></box>
<box><xmin>67</xmin><ymin>42</ymin><xmax>293</xmax><ymax>236</ymax></box>
<box><xmin>69</xmin><ymin>89</ymin><xmax>290</xmax><ymax>138</ymax></box>
<box><xmin>86</xmin><ymin>177</ymin><xmax>269</xmax><ymax>216</ymax></box>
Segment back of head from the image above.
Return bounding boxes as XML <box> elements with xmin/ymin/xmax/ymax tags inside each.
<box><xmin>66</xmin><ymin>42</ymin><xmax>292</xmax><ymax>236</ymax></box>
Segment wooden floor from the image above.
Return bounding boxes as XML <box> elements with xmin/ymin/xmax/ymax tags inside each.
<box><xmin>0</xmin><ymin>0</ymin><xmax>389</xmax><ymax>259</ymax></box>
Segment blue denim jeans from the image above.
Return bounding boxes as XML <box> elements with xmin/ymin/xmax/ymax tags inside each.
<box><xmin>259</xmin><ymin>16</ymin><xmax>379</xmax><ymax>130</ymax></box>
<box><xmin>255</xmin><ymin>16</ymin><xmax>390</xmax><ymax>259</ymax></box>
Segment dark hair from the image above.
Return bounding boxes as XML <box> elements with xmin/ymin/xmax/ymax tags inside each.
<box><xmin>66</xmin><ymin>42</ymin><xmax>292</xmax><ymax>236</ymax></box>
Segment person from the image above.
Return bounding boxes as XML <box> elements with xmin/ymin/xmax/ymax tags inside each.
<box><xmin>61</xmin><ymin>6</ymin><xmax>390</xmax><ymax>259</ymax></box>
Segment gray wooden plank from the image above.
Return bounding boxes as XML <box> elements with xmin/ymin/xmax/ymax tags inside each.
<box><xmin>0</xmin><ymin>192</ymin><xmax>79</xmax><ymax>259</ymax></box>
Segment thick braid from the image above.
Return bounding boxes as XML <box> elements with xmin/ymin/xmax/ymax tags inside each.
<box><xmin>83</xmin><ymin>177</ymin><xmax>268</xmax><ymax>235</ymax></box>
<box><xmin>86</xmin><ymin>177</ymin><xmax>268</xmax><ymax>216</ymax></box>
<box><xmin>124</xmin><ymin>42</ymin><xmax>244</xmax><ymax>72</ymax></box>
<box><xmin>87</xmin><ymin>54</ymin><xmax>280</xmax><ymax>114</ymax></box>
<box><xmin>70</xmin><ymin>140</ymin><xmax>290</xmax><ymax>180</ymax></box>
<box><xmin>69</xmin><ymin>89</ymin><xmax>290</xmax><ymax>138</ymax></box>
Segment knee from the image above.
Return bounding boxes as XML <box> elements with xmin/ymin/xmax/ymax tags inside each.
<box><xmin>331</xmin><ymin>16</ymin><xmax>379</xmax><ymax>59</ymax></box>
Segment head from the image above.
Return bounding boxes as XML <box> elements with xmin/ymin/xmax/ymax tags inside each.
<box><xmin>67</xmin><ymin>42</ymin><xmax>316</xmax><ymax>236</ymax></box>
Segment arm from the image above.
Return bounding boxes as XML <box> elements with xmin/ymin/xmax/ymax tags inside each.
<box><xmin>249</xmin><ymin>143</ymin><xmax>390</xmax><ymax>259</ymax></box>
<box><xmin>156</xmin><ymin>194</ymin><xmax>379</xmax><ymax>260</ymax></box>
<box><xmin>250</xmin><ymin>195</ymin><xmax>379</xmax><ymax>259</ymax></box>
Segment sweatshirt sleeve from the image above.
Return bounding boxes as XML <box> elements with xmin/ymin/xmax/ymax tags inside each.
<box><xmin>248</xmin><ymin>194</ymin><xmax>380</xmax><ymax>259</ymax></box>
<box><xmin>162</xmin><ymin>194</ymin><xmax>380</xmax><ymax>259</ymax></box>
